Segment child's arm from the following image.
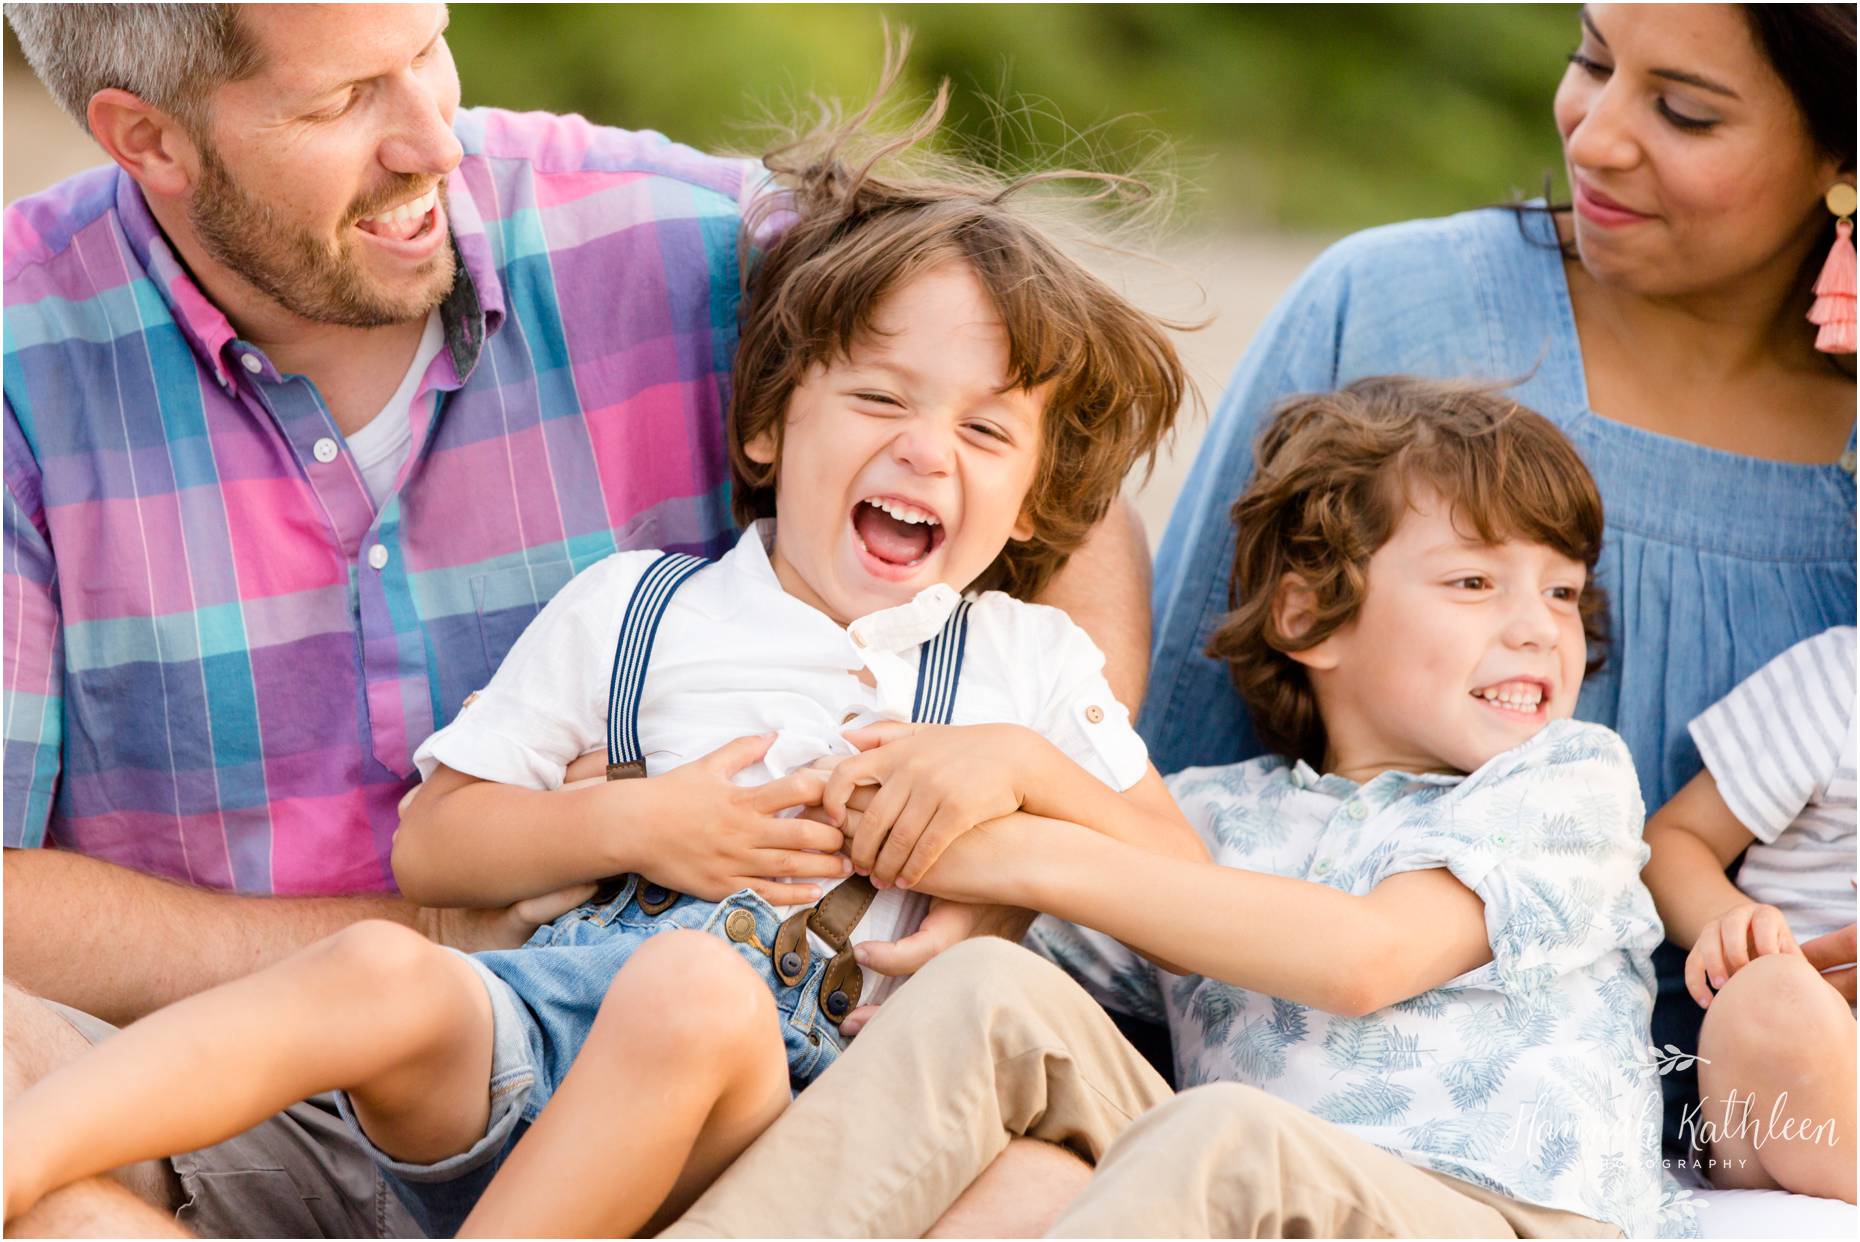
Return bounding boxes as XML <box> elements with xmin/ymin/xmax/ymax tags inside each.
<box><xmin>824</xmin><ymin>722</ymin><xmax>1206</xmax><ymax>888</ymax></box>
<box><xmin>920</xmin><ymin>812</ymin><xmax>1491</xmax><ymax>1017</ymax></box>
<box><xmin>1642</xmin><ymin>769</ymin><xmax>1794</xmax><ymax>1007</ymax></box>
<box><xmin>393</xmin><ymin>738</ymin><xmax>846</xmax><ymax>908</ymax></box>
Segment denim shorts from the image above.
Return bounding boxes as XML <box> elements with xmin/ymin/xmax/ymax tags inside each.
<box><xmin>336</xmin><ymin>878</ymin><xmax>846</xmax><ymax>1237</ymax></box>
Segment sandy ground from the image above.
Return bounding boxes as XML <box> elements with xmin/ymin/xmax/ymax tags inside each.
<box><xmin>4</xmin><ymin>48</ymin><xmax>1331</xmax><ymax>546</ymax></box>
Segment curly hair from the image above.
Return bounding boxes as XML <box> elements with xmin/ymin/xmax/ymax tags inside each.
<box><xmin>729</xmin><ymin>40</ymin><xmax>1188</xmax><ymax>601</ymax></box>
<box><xmin>1206</xmin><ymin>376</ymin><xmax>1609</xmax><ymax>767</ymax></box>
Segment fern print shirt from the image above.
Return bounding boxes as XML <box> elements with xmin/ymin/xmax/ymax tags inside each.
<box><xmin>1030</xmin><ymin>720</ymin><xmax>1697</xmax><ymax>1237</ymax></box>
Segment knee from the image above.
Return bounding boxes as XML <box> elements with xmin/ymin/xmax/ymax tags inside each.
<box><xmin>1701</xmin><ymin>952</ymin><xmax>1850</xmax><ymax>1075</ymax></box>
<box><xmin>592</xmin><ymin>931</ymin><xmax>775</xmax><ymax>1062</ymax></box>
<box><xmin>3</xmin><ymin>982</ymin><xmax>88</xmax><ymax>1102</ymax></box>
<box><xmin>910</xmin><ymin>936</ymin><xmax>1077</xmax><ymax>1013</ymax></box>
<box><xmin>1114</xmin><ymin>1081</ymin><xmax>1315</xmax><ymax>1174</ymax></box>
<box><xmin>314</xmin><ymin>919</ymin><xmax>456</xmax><ymax>1004</ymax></box>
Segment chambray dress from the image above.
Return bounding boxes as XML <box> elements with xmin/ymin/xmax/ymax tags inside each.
<box><xmin>1142</xmin><ymin>206</ymin><xmax>1857</xmax><ymax>1148</ymax></box>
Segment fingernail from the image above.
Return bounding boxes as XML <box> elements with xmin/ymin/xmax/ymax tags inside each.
<box><xmin>853</xmin><ymin>946</ymin><xmax>868</xmax><ymax>965</ymax></box>
<box><xmin>896</xmin><ymin>878</ymin><xmax>912</xmax><ymax>890</ymax></box>
<box><xmin>874</xmin><ymin>878</ymin><xmax>889</xmax><ymax>889</ymax></box>
<box><xmin>1710</xmin><ymin>974</ymin><xmax>1724</xmax><ymax>989</ymax></box>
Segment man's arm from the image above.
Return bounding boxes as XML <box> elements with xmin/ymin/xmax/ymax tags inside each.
<box><xmin>2</xmin><ymin>849</ymin><xmax>417</xmax><ymax>1025</ymax></box>
<box><xmin>3</xmin><ymin>849</ymin><xmax>590</xmax><ymax>1026</ymax></box>
<box><xmin>1035</xmin><ymin>497</ymin><xmax>1151</xmax><ymax>713</ymax></box>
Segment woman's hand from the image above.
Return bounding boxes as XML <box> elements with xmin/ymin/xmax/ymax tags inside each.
<box><xmin>1685</xmin><ymin>901</ymin><xmax>1800</xmax><ymax>1008</ymax></box>
<box><xmin>839</xmin><ymin>898</ymin><xmax>1037</xmax><ymax>1037</ymax></box>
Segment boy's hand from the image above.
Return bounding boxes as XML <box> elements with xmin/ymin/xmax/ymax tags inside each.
<box><xmin>1801</xmin><ymin>922</ymin><xmax>1857</xmax><ymax>1003</ymax></box>
<box><xmin>824</xmin><ymin>722</ymin><xmax>1035</xmax><ymax>888</ymax></box>
<box><xmin>629</xmin><ymin>734</ymin><xmax>851</xmax><ymax>904</ymax></box>
<box><xmin>1685</xmin><ymin>901</ymin><xmax>1800</xmax><ymax>1008</ymax></box>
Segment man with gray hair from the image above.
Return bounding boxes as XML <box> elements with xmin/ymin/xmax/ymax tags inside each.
<box><xmin>2</xmin><ymin>3</ymin><xmax>1150</xmax><ymax>1236</ymax></box>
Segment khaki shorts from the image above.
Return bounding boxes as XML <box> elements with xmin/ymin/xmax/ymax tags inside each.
<box><xmin>49</xmin><ymin>1003</ymin><xmax>423</xmax><ymax>1239</ymax></box>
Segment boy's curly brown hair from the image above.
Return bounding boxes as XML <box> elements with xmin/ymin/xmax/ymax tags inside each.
<box><xmin>729</xmin><ymin>43</ymin><xmax>1188</xmax><ymax>601</ymax></box>
<box><xmin>1207</xmin><ymin>376</ymin><xmax>1609</xmax><ymax>767</ymax></box>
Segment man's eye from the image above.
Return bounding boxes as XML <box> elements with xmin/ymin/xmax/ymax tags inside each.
<box><xmin>312</xmin><ymin>91</ymin><xmax>357</xmax><ymax>120</ymax></box>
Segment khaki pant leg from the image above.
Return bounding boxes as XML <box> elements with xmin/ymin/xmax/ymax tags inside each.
<box><xmin>663</xmin><ymin>937</ymin><xmax>1172</xmax><ymax>1238</ymax></box>
<box><xmin>1048</xmin><ymin>1082</ymin><xmax>1525</xmax><ymax>1239</ymax></box>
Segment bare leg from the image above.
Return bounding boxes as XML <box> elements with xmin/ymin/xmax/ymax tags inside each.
<box><xmin>2</xmin><ymin>982</ymin><xmax>191</xmax><ymax>1238</ymax></box>
<box><xmin>1696</xmin><ymin>952</ymin><xmax>1856</xmax><ymax>1202</ymax></box>
<box><xmin>4</xmin><ymin>921</ymin><xmax>497</xmax><ymax>1222</ymax></box>
<box><xmin>461</xmin><ymin>931</ymin><xmax>791</xmax><ymax>1239</ymax></box>
<box><xmin>926</xmin><ymin>1138</ymin><xmax>1092</xmax><ymax>1238</ymax></box>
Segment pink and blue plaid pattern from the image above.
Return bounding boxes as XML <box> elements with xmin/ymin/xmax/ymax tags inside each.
<box><xmin>4</xmin><ymin>109</ymin><xmax>754</xmax><ymax>894</ymax></box>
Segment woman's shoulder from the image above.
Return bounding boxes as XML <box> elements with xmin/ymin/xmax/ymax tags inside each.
<box><xmin>1291</xmin><ymin>208</ymin><xmax>1568</xmax><ymax>377</ymax></box>
<box><xmin>1307</xmin><ymin>206</ymin><xmax>1554</xmax><ymax>291</ymax></box>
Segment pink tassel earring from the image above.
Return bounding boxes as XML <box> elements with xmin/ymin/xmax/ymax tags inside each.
<box><xmin>1808</xmin><ymin>183</ymin><xmax>1856</xmax><ymax>355</ymax></box>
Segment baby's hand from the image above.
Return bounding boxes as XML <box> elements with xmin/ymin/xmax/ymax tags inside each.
<box><xmin>1685</xmin><ymin>901</ymin><xmax>1800</xmax><ymax>1009</ymax></box>
<box><xmin>823</xmin><ymin>722</ymin><xmax>1034</xmax><ymax>888</ymax></box>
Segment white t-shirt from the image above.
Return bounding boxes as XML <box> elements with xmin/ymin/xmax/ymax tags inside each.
<box><xmin>414</xmin><ymin>520</ymin><xmax>1149</xmax><ymax>1001</ymax></box>
<box><xmin>346</xmin><ymin>309</ymin><xmax>444</xmax><ymax>509</ymax></box>
<box><xmin>1689</xmin><ymin>626</ymin><xmax>1857</xmax><ymax>943</ymax></box>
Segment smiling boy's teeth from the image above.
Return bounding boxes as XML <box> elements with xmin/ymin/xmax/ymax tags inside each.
<box><xmin>866</xmin><ymin>497</ymin><xmax>939</xmax><ymax>525</ymax></box>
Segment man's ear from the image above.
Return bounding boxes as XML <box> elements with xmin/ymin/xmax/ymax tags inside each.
<box><xmin>86</xmin><ymin>88</ymin><xmax>201</xmax><ymax>199</ymax></box>
<box><xmin>1273</xmin><ymin>572</ymin><xmax>1341</xmax><ymax>671</ymax></box>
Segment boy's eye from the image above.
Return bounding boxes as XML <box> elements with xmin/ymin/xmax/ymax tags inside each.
<box><xmin>1547</xmin><ymin>585</ymin><xmax>1581</xmax><ymax>602</ymax></box>
<box><xmin>1449</xmin><ymin>576</ymin><xmax>1491</xmax><ymax>591</ymax></box>
<box><xmin>966</xmin><ymin>422</ymin><xmax>1009</xmax><ymax>443</ymax></box>
<box><xmin>851</xmin><ymin>391</ymin><xmax>902</xmax><ymax>408</ymax></box>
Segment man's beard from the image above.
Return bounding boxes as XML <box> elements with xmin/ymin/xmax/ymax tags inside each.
<box><xmin>188</xmin><ymin>144</ymin><xmax>456</xmax><ymax>329</ymax></box>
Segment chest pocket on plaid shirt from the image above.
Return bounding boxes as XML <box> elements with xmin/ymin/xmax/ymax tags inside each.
<box><xmin>471</xmin><ymin>561</ymin><xmax>577</xmax><ymax>680</ymax></box>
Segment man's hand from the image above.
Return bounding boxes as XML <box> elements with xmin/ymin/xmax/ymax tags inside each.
<box><xmin>824</xmin><ymin>722</ymin><xmax>1037</xmax><ymax>889</ymax></box>
<box><xmin>1685</xmin><ymin>901</ymin><xmax>1800</xmax><ymax>1008</ymax></box>
<box><xmin>1801</xmin><ymin>921</ymin><xmax>1857</xmax><ymax>1003</ymax></box>
<box><xmin>624</xmin><ymin>734</ymin><xmax>850</xmax><ymax>904</ymax></box>
<box><xmin>415</xmin><ymin>882</ymin><xmax>601</xmax><ymax>953</ymax></box>
<box><xmin>838</xmin><ymin>897</ymin><xmax>1036</xmax><ymax>1037</ymax></box>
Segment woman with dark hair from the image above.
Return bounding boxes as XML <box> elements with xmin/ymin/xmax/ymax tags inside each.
<box><xmin>652</xmin><ymin>5</ymin><xmax>1854</xmax><ymax>1238</ymax></box>
<box><xmin>1143</xmin><ymin>1</ymin><xmax>1856</xmax><ymax>1187</ymax></box>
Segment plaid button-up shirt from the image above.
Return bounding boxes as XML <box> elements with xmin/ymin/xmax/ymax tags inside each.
<box><xmin>4</xmin><ymin>108</ymin><xmax>755</xmax><ymax>894</ymax></box>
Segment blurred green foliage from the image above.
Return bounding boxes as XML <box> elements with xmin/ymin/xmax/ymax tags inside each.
<box><xmin>448</xmin><ymin>3</ymin><xmax>1579</xmax><ymax>232</ymax></box>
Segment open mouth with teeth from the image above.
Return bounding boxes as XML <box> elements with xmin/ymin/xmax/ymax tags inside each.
<box><xmin>354</xmin><ymin>186</ymin><xmax>441</xmax><ymax>246</ymax></box>
<box><xmin>851</xmin><ymin>496</ymin><xmax>946</xmax><ymax>579</ymax></box>
<box><xmin>1470</xmin><ymin>679</ymin><xmax>1550</xmax><ymax>717</ymax></box>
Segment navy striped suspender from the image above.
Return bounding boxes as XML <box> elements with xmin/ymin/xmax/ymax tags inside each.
<box><xmin>909</xmin><ymin>598</ymin><xmax>973</xmax><ymax>725</ymax></box>
<box><xmin>604</xmin><ymin>552</ymin><xmax>711</xmax><ymax>781</ymax></box>
<box><xmin>606</xmin><ymin>565</ymin><xmax>973</xmax><ymax>780</ymax></box>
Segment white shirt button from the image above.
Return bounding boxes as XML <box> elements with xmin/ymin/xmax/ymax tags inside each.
<box><xmin>1083</xmin><ymin>704</ymin><xmax>1105</xmax><ymax>724</ymax></box>
<box><xmin>1347</xmin><ymin>800</ymin><xmax>1369</xmax><ymax>820</ymax></box>
<box><xmin>313</xmin><ymin>437</ymin><xmax>339</xmax><ymax>464</ymax></box>
<box><xmin>1840</xmin><ymin>450</ymin><xmax>1856</xmax><ymax>476</ymax></box>
<box><xmin>241</xmin><ymin>353</ymin><xmax>263</xmax><ymax>374</ymax></box>
<box><xmin>367</xmin><ymin>544</ymin><xmax>390</xmax><ymax>570</ymax></box>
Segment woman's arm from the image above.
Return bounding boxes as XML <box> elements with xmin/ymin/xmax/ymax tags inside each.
<box><xmin>920</xmin><ymin>814</ymin><xmax>1490</xmax><ymax>1017</ymax></box>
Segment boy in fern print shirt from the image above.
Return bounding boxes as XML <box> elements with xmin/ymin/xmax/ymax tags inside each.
<box><xmin>1031</xmin><ymin>380</ymin><xmax>1692</xmax><ymax>1237</ymax></box>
